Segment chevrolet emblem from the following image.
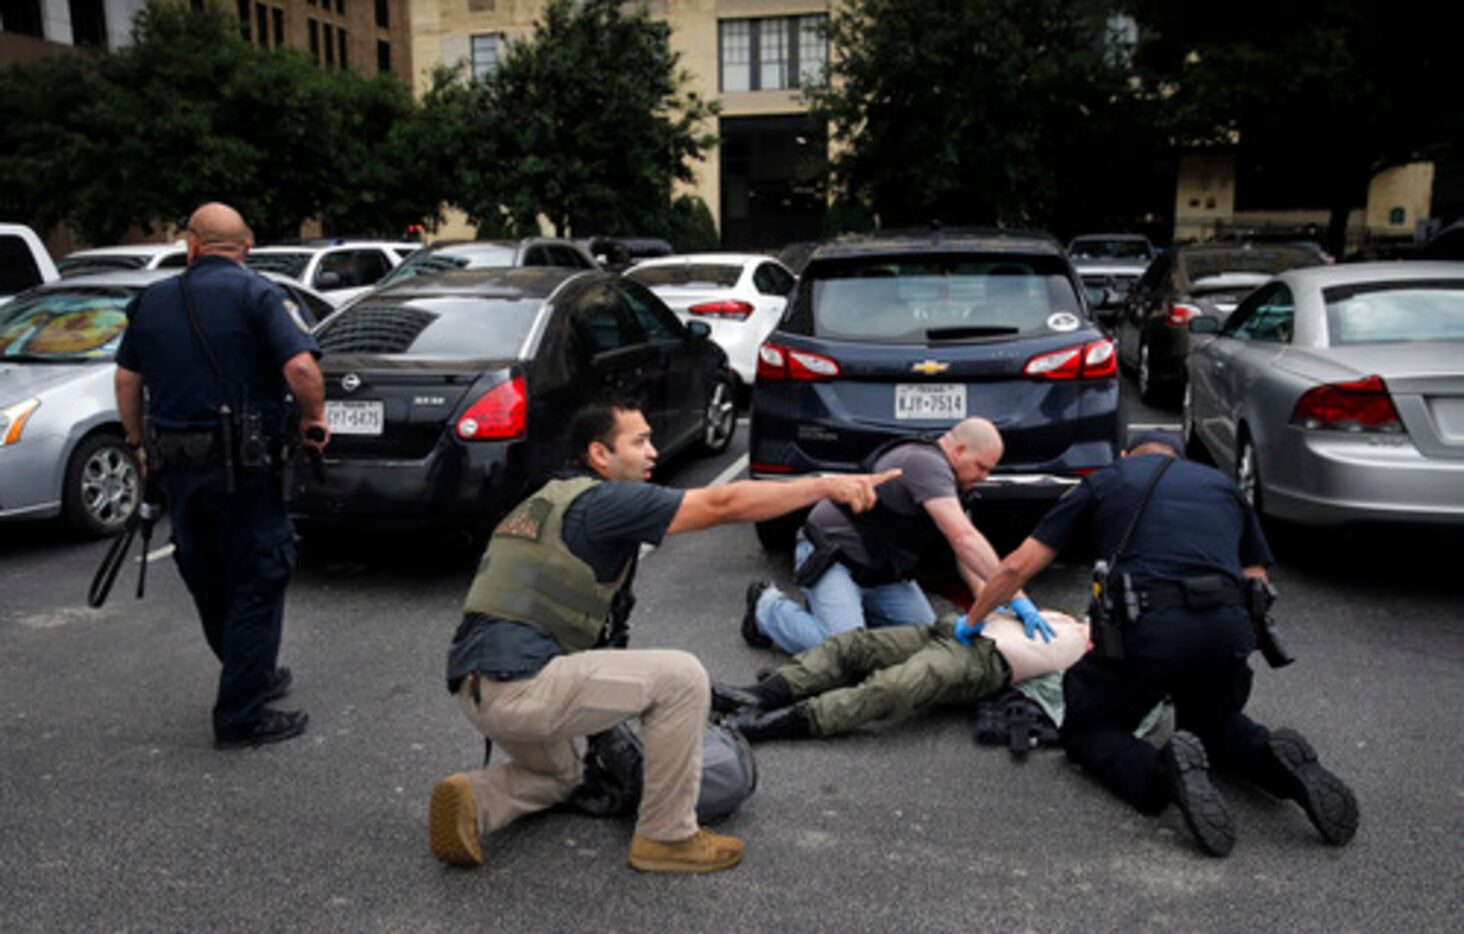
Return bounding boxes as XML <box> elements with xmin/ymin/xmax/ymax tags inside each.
<box><xmin>911</xmin><ymin>360</ymin><xmax>950</xmax><ymax>376</ymax></box>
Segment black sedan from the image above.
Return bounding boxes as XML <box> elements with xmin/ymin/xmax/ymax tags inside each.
<box><xmin>290</xmin><ymin>268</ymin><xmax>736</xmax><ymax>534</ymax></box>
<box><xmin>747</xmin><ymin>231</ymin><xmax>1120</xmax><ymax>549</ymax></box>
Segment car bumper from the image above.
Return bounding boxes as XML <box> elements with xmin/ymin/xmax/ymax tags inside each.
<box><xmin>0</xmin><ymin>434</ymin><xmax>65</xmax><ymax>522</ymax></box>
<box><xmin>1264</xmin><ymin>429</ymin><xmax>1464</xmax><ymax>526</ymax></box>
<box><xmin>287</xmin><ymin>439</ymin><xmax>530</xmax><ymax>534</ymax></box>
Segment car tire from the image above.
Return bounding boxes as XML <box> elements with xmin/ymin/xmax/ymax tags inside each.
<box><xmin>1235</xmin><ymin>431</ymin><xmax>1264</xmax><ymax>517</ymax></box>
<box><xmin>62</xmin><ymin>434</ymin><xmax>141</xmax><ymax>538</ymax></box>
<box><xmin>698</xmin><ymin>374</ymin><xmax>736</xmax><ymax>456</ymax></box>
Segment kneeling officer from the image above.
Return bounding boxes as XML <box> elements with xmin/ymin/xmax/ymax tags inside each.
<box><xmin>430</xmin><ymin>400</ymin><xmax>898</xmax><ymax>873</ymax></box>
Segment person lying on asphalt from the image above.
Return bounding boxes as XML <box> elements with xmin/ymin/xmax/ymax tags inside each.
<box><xmin>715</xmin><ymin>608</ymin><xmax>1087</xmax><ymax>741</ymax></box>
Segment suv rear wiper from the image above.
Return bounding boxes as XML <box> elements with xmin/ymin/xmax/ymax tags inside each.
<box><xmin>926</xmin><ymin>325</ymin><xmax>1021</xmax><ymax>342</ymax></box>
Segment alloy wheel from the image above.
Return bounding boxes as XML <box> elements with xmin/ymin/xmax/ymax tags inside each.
<box><xmin>81</xmin><ymin>443</ymin><xmax>140</xmax><ymax>531</ymax></box>
<box><xmin>702</xmin><ymin>379</ymin><xmax>736</xmax><ymax>453</ymax></box>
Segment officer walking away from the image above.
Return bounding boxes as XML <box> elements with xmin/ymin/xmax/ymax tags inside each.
<box><xmin>430</xmin><ymin>400</ymin><xmax>897</xmax><ymax>874</ymax></box>
<box><xmin>114</xmin><ymin>202</ymin><xmax>329</xmax><ymax>749</ymax></box>
<box><xmin>964</xmin><ymin>430</ymin><xmax>1358</xmax><ymax>856</ymax></box>
<box><xmin>742</xmin><ymin>417</ymin><xmax>1055</xmax><ymax>654</ymax></box>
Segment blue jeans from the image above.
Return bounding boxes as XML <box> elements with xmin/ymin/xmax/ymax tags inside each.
<box><xmin>755</xmin><ymin>539</ymin><xmax>937</xmax><ymax>654</ymax></box>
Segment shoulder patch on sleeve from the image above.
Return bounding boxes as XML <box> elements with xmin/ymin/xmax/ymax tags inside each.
<box><xmin>282</xmin><ymin>299</ymin><xmax>311</xmax><ymax>334</ymax></box>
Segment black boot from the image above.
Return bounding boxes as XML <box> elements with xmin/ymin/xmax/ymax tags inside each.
<box><xmin>725</xmin><ymin>703</ymin><xmax>814</xmax><ymax>742</ymax></box>
<box><xmin>1154</xmin><ymin>731</ymin><xmax>1236</xmax><ymax>857</ymax></box>
<box><xmin>1260</xmin><ymin>728</ymin><xmax>1359</xmax><ymax>846</ymax></box>
<box><xmin>741</xmin><ymin>581</ymin><xmax>774</xmax><ymax>648</ymax></box>
<box><xmin>711</xmin><ymin>673</ymin><xmax>793</xmax><ymax>715</ymax></box>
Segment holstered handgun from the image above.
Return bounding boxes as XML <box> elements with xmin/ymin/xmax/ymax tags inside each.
<box><xmin>1087</xmin><ymin>560</ymin><xmax>1126</xmax><ymax>661</ymax></box>
<box><xmin>1245</xmin><ymin>577</ymin><xmax>1294</xmax><ymax>668</ymax></box>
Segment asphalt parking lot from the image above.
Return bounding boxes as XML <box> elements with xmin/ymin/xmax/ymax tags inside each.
<box><xmin>2</xmin><ymin>391</ymin><xmax>1462</xmax><ymax>932</ymax></box>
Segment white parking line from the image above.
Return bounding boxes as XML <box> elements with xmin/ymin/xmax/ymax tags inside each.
<box><xmin>141</xmin><ymin>544</ymin><xmax>175</xmax><ymax>562</ymax></box>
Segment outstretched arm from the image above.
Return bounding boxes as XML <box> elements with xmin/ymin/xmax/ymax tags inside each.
<box><xmin>965</xmin><ymin>537</ymin><xmax>1058</xmax><ymax>624</ymax></box>
<box><xmin>666</xmin><ymin>469</ymin><xmax>901</xmax><ymax>536</ymax></box>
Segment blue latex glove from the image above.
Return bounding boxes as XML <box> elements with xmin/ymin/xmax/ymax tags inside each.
<box><xmin>952</xmin><ymin>614</ymin><xmax>985</xmax><ymax>645</ymax></box>
<box><xmin>1011</xmin><ymin>596</ymin><xmax>1055</xmax><ymax>644</ymax></box>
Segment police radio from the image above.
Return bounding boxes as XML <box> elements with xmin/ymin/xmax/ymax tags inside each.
<box><xmin>1087</xmin><ymin>561</ymin><xmax>1125</xmax><ymax>661</ymax></box>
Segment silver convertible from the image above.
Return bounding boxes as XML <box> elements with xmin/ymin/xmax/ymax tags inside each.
<box><xmin>1184</xmin><ymin>262</ymin><xmax>1464</xmax><ymax>526</ymax></box>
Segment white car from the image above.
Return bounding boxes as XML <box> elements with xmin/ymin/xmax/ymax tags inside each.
<box><xmin>246</xmin><ymin>240</ymin><xmax>413</xmax><ymax>305</ymax></box>
<box><xmin>57</xmin><ymin>242</ymin><xmax>189</xmax><ymax>278</ymax></box>
<box><xmin>1</xmin><ymin>223</ymin><xmax>59</xmax><ymax>304</ymax></box>
<box><xmin>626</xmin><ymin>253</ymin><xmax>796</xmax><ymax>390</ymax></box>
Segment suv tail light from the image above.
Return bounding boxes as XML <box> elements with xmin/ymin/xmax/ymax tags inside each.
<box><xmin>1167</xmin><ymin>303</ymin><xmax>1202</xmax><ymax>327</ymax></box>
<box><xmin>1023</xmin><ymin>339</ymin><xmax>1116</xmax><ymax>380</ymax></box>
<box><xmin>1289</xmin><ymin>375</ymin><xmax>1402</xmax><ymax>433</ymax></box>
<box><xmin>756</xmin><ymin>341</ymin><xmax>841</xmax><ymax>381</ymax></box>
<box><xmin>689</xmin><ymin>300</ymin><xmax>754</xmax><ymax>321</ymax></box>
<box><xmin>456</xmin><ymin>375</ymin><xmax>527</xmax><ymax>440</ymax></box>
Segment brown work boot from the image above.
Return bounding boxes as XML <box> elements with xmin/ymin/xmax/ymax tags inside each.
<box><xmin>429</xmin><ymin>774</ymin><xmax>484</xmax><ymax>867</ymax></box>
<box><xmin>628</xmin><ymin>827</ymin><xmax>744</xmax><ymax>873</ymax></box>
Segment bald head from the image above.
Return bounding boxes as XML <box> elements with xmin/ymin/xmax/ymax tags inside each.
<box><xmin>185</xmin><ymin>202</ymin><xmax>252</xmax><ymax>263</ymax></box>
<box><xmin>939</xmin><ymin>417</ymin><xmax>1004</xmax><ymax>490</ymax></box>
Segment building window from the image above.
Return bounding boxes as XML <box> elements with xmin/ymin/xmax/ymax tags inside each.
<box><xmin>336</xmin><ymin>0</ymin><xmax>344</xmax><ymax>13</ymax></box>
<box><xmin>471</xmin><ymin>33</ymin><xmax>503</xmax><ymax>81</ymax></box>
<box><xmin>189</xmin><ymin>0</ymin><xmax>203</xmax><ymax>10</ymax></box>
<box><xmin>719</xmin><ymin>15</ymin><xmax>826</xmax><ymax>93</ymax></box>
<box><xmin>1</xmin><ymin>0</ymin><xmax>45</xmax><ymax>37</ymax></box>
<box><xmin>237</xmin><ymin>0</ymin><xmax>250</xmax><ymax>39</ymax></box>
<box><xmin>308</xmin><ymin>18</ymin><xmax>319</xmax><ymax>62</ymax></box>
<box><xmin>1389</xmin><ymin>207</ymin><xmax>1407</xmax><ymax>225</ymax></box>
<box><xmin>69</xmin><ymin>0</ymin><xmax>108</xmax><ymax>47</ymax></box>
<box><xmin>323</xmin><ymin>23</ymin><xmax>334</xmax><ymax>66</ymax></box>
<box><xmin>374</xmin><ymin>0</ymin><xmax>387</xmax><ymax>28</ymax></box>
<box><xmin>719</xmin><ymin>20</ymin><xmax>751</xmax><ymax>92</ymax></box>
<box><xmin>272</xmin><ymin>7</ymin><xmax>284</xmax><ymax>47</ymax></box>
<box><xmin>377</xmin><ymin>39</ymin><xmax>391</xmax><ymax>74</ymax></box>
<box><xmin>255</xmin><ymin>3</ymin><xmax>269</xmax><ymax>47</ymax></box>
<box><xmin>338</xmin><ymin>27</ymin><xmax>347</xmax><ymax>68</ymax></box>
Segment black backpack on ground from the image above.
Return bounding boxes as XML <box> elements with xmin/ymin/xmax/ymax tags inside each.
<box><xmin>566</xmin><ymin>721</ymin><xmax>758</xmax><ymax>824</ymax></box>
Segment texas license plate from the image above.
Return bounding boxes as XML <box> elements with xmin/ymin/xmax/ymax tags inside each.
<box><xmin>326</xmin><ymin>400</ymin><xmax>384</xmax><ymax>435</ymax></box>
<box><xmin>895</xmin><ymin>384</ymin><xmax>966</xmax><ymax>420</ymax></box>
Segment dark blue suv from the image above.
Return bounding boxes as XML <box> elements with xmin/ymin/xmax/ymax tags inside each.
<box><xmin>749</xmin><ymin>231</ymin><xmax>1120</xmax><ymax>548</ymax></box>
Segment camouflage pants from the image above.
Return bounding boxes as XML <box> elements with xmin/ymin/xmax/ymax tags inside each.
<box><xmin>778</xmin><ymin>621</ymin><xmax>1010</xmax><ymax>736</ymax></box>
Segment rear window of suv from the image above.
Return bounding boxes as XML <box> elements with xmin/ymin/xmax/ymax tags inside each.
<box><xmin>794</xmin><ymin>253</ymin><xmax>1082</xmax><ymax>344</ymax></box>
<box><xmin>316</xmin><ymin>298</ymin><xmax>540</xmax><ymax>357</ymax></box>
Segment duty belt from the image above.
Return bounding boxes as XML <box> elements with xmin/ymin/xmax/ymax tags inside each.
<box><xmin>1130</xmin><ymin>576</ymin><xmax>1245</xmax><ymax>613</ymax></box>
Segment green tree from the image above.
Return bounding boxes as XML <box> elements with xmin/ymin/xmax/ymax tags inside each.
<box><xmin>453</xmin><ymin>0</ymin><xmax>718</xmax><ymax>238</ymax></box>
<box><xmin>807</xmin><ymin>0</ymin><xmax>1167</xmax><ymax>234</ymax></box>
<box><xmin>1130</xmin><ymin>0</ymin><xmax>1464</xmax><ymax>252</ymax></box>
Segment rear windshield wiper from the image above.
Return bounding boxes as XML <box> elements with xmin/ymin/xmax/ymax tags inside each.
<box><xmin>926</xmin><ymin>326</ymin><xmax>1021</xmax><ymax>342</ymax></box>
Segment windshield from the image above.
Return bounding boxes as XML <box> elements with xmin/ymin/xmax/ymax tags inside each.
<box><xmin>245</xmin><ymin>252</ymin><xmax>312</xmax><ymax>279</ymax></box>
<box><xmin>0</xmin><ymin>288</ymin><xmax>134</xmax><ymax>360</ymax></box>
<box><xmin>57</xmin><ymin>255</ymin><xmax>148</xmax><ymax>277</ymax></box>
<box><xmin>380</xmin><ymin>244</ymin><xmax>518</xmax><ymax>284</ymax></box>
<box><xmin>807</xmin><ymin>255</ymin><xmax>1083</xmax><ymax>343</ymax></box>
<box><xmin>1323</xmin><ymin>281</ymin><xmax>1464</xmax><ymax>345</ymax></box>
<box><xmin>1181</xmin><ymin>247</ymin><xmax>1315</xmax><ymax>282</ymax></box>
<box><xmin>316</xmin><ymin>297</ymin><xmax>541</xmax><ymax>357</ymax></box>
<box><xmin>628</xmin><ymin>264</ymin><xmax>742</xmax><ymax>289</ymax></box>
<box><xmin>1069</xmin><ymin>238</ymin><xmax>1152</xmax><ymax>261</ymax></box>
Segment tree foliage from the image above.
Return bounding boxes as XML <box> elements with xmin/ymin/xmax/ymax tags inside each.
<box><xmin>1130</xmin><ymin>0</ymin><xmax>1464</xmax><ymax>250</ymax></box>
<box><xmin>0</xmin><ymin>4</ymin><xmax>452</xmax><ymax>242</ymax></box>
<box><xmin>451</xmin><ymin>0</ymin><xmax>718</xmax><ymax>238</ymax></box>
<box><xmin>807</xmin><ymin>0</ymin><xmax>1166</xmax><ymax>235</ymax></box>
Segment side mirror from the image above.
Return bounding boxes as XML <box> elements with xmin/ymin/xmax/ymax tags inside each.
<box><xmin>686</xmin><ymin>320</ymin><xmax>712</xmax><ymax>341</ymax></box>
<box><xmin>315</xmin><ymin>270</ymin><xmax>343</xmax><ymax>290</ymax></box>
<box><xmin>1188</xmin><ymin>316</ymin><xmax>1220</xmax><ymax>334</ymax></box>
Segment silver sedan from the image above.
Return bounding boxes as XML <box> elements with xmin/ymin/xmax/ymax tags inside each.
<box><xmin>1</xmin><ymin>269</ymin><xmax>333</xmax><ymax>535</ymax></box>
<box><xmin>1185</xmin><ymin>262</ymin><xmax>1464</xmax><ymax>526</ymax></box>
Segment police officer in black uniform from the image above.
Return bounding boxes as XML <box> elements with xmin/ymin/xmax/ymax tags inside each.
<box><xmin>964</xmin><ymin>430</ymin><xmax>1358</xmax><ymax>856</ymax></box>
<box><xmin>115</xmin><ymin>202</ymin><xmax>329</xmax><ymax>749</ymax></box>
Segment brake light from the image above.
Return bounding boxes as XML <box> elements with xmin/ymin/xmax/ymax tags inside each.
<box><xmin>1167</xmin><ymin>303</ymin><xmax>1202</xmax><ymax>327</ymax></box>
<box><xmin>1023</xmin><ymin>339</ymin><xmax>1116</xmax><ymax>380</ymax></box>
<box><xmin>750</xmin><ymin>461</ymin><xmax>795</xmax><ymax>474</ymax></box>
<box><xmin>756</xmin><ymin>341</ymin><xmax>841</xmax><ymax>381</ymax></box>
<box><xmin>1289</xmin><ymin>375</ymin><xmax>1402</xmax><ymax>433</ymax></box>
<box><xmin>456</xmin><ymin>375</ymin><xmax>527</xmax><ymax>440</ymax></box>
<box><xmin>688</xmin><ymin>300</ymin><xmax>754</xmax><ymax>321</ymax></box>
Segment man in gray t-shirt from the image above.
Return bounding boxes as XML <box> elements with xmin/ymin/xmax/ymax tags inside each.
<box><xmin>745</xmin><ymin>417</ymin><xmax>1051</xmax><ymax>654</ymax></box>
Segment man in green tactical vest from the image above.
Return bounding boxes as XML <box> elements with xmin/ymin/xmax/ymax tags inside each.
<box><xmin>430</xmin><ymin>400</ymin><xmax>900</xmax><ymax>874</ymax></box>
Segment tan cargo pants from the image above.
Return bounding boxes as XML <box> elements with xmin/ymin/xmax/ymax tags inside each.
<box><xmin>455</xmin><ymin>648</ymin><xmax>709</xmax><ymax>842</ymax></box>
